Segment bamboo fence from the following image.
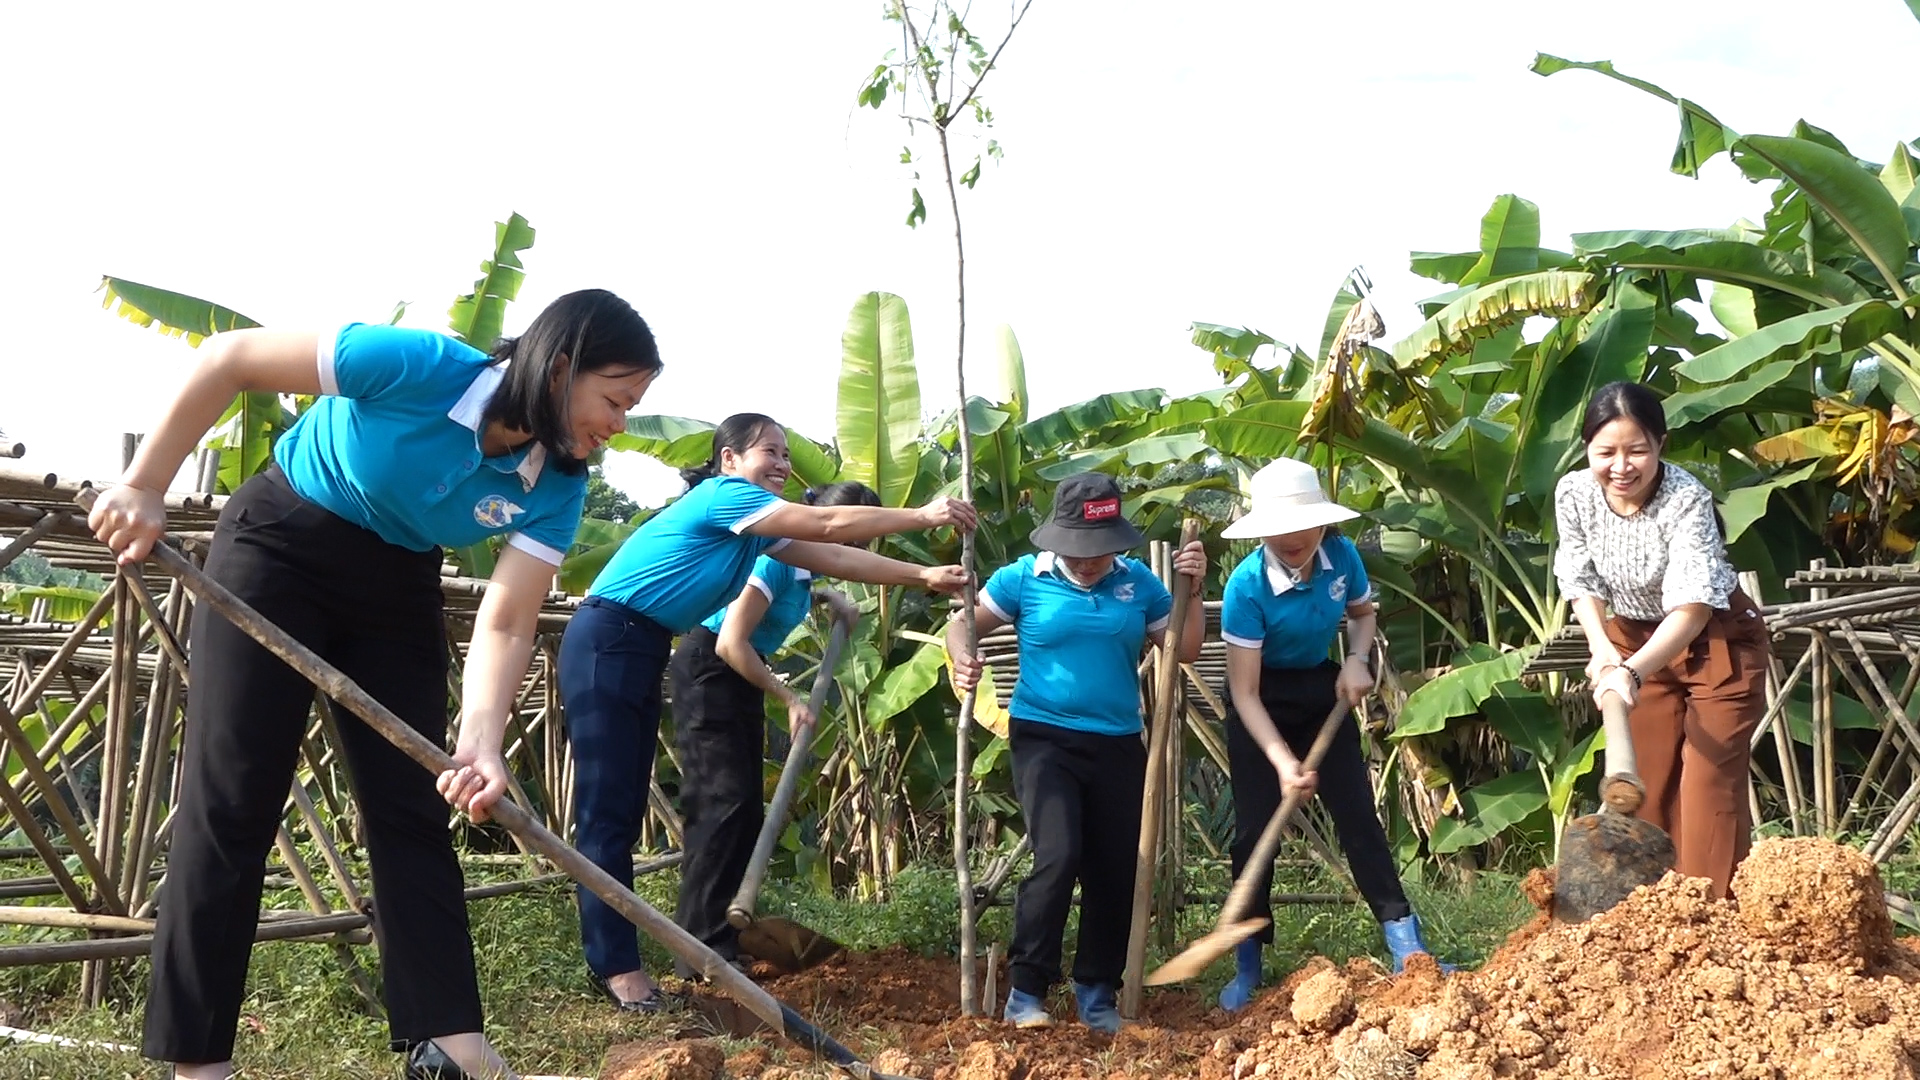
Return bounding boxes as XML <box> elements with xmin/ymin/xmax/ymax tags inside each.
<box><xmin>12</xmin><ymin>448</ymin><xmax>1920</xmax><ymax>1014</ymax></box>
<box><xmin>0</xmin><ymin>460</ymin><xmax>683</xmax><ymax>1009</ymax></box>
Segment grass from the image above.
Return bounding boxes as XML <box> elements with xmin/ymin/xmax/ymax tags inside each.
<box><xmin>0</xmin><ymin>847</ymin><xmax>1539</xmax><ymax>1079</ymax></box>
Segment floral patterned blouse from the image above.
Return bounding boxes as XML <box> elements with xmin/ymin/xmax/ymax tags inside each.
<box><xmin>1552</xmin><ymin>463</ymin><xmax>1737</xmax><ymax>622</ymax></box>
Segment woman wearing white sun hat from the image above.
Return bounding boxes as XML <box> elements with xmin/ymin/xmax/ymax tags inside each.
<box><xmin>1214</xmin><ymin>458</ymin><xmax>1446</xmax><ymax>1011</ymax></box>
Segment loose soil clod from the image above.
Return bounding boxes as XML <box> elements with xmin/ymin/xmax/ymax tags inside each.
<box><xmin>601</xmin><ymin>838</ymin><xmax>1920</xmax><ymax>1080</ymax></box>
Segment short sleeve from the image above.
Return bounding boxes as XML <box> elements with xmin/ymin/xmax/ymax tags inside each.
<box><xmin>1552</xmin><ymin>472</ymin><xmax>1609</xmax><ymax>603</ymax></box>
<box><xmin>322</xmin><ymin>324</ymin><xmax>467</xmax><ymax>401</ymax></box>
<box><xmin>1140</xmin><ymin>564</ymin><xmax>1174</xmax><ymax>633</ymax></box>
<box><xmin>982</xmin><ymin>562</ymin><xmax>1024</xmax><ymax>623</ymax></box>
<box><xmin>706</xmin><ymin>478</ymin><xmax>785</xmax><ymax>535</ymax></box>
<box><xmin>746</xmin><ymin>554</ymin><xmax>786</xmax><ymax>601</ymax></box>
<box><xmin>506</xmin><ymin>481</ymin><xmax>588</xmax><ymax>567</ymax></box>
<box><xmin>1661</xmin><ymin>486</ymin><xmax>1732</xmax><ymax>611</ymax></box>
<box><xmin>1220</xmin><ymin>567</ymin><xmax>1264</xmax><ymax>651</ymax></box>
<box><xmin>1337</xmin><ymin>538</ymin><xmax>1373</xmax><ymax>607</ymax></box>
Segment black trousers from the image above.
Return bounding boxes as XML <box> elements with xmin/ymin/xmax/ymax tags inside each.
<box><xmin>144</xmin><ymin>467</ymin><xmax>481</xmax><ymax>1064</ymax></box>
<box><xmin>1007</xmin><ymin>718</ymin><xmax>1146</xmax><ymax>996</ymax></box>
<box><xmin>667</xmin><ymin>627</ymin><xmax>766</xmax><ymax>966</ymax></box>
<box><xmin>1224</xmin><ymin>660</ymin><xmax>1410</xmax><ymax>939</ymax></box>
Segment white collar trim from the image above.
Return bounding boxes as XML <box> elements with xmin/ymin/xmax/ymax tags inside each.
<box><xmin>447</xmin><ymin>362</ymin><xmax>546</xmax><ymax>491</ymax></box>
<box><xmin>1264</xmin><ymin>544</ymin><xmax>1332</xmax><ymax>595</ymax></box>
<box><xmin>1034</xmin><ymin>550</ymin><xmax>1123</xmax><ymax>587</ymax></box>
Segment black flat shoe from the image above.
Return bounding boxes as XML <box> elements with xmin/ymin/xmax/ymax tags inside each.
<box><xmin>589</xmin><ymin>969</ymin><xmax>666</xmax><ymax>1014</ymax></box>
<box><xmin>404</xmin><ymin>1040</ymin><xmax>484</xmax><ymax>1080</ymax></box>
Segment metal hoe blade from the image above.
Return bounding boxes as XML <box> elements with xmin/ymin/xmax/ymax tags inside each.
<box><xmin>737</xmin><ymin>915</ymin><xmax>845</xmax><ymax>975</ymax></box>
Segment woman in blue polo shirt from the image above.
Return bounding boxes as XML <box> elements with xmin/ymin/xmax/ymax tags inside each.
<box><xmin>946</xmin><ymin>472</ymin><xmax>1206</xmax><ymax>1034</ymax></box>
<box><xmin>668</xmin><ymin>480</ymin><xmax>892</xmax><ymax>972</ymax></box>
<box><xmin>1214</xmin><ymin>458</ymin><xmax>1444</xmax><ymax>1013</ymax></box>
<box><xmin>561</xmin><ymin>413</ymin><xmax>973</xmax><ymax>1011</ymax></box>
<box><xmin>86</xmin><ymin>290</ymin><xmax>661</xmax><ymax>1080</ymax></box>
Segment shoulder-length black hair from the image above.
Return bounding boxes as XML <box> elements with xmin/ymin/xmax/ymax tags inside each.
<box><xmin>1580</xmin><ymin>381</ymin><xmax>1668</xmax><ymax>445</ymax></box>
<box><xmin>681</xmin><ymin>413</ymin><xmax>782</xmax><ymax>487</ymax></box>
<box><xmin>482</xmin><ymin>288</ymin><xmax>661</xmax><ymax>477</ymax></box>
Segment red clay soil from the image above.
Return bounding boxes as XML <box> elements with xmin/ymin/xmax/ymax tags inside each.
<box><xmin>602</xmin><ymin>837</ymin><xmax>1920</xmax><ymax>1080</ymax></box>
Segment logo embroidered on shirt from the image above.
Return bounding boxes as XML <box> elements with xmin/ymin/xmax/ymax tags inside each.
<box><xmin>1328</xmin><ymin>574</ymin><xmax>1348</xmax><ymax>603</ymax></box>
<box><xmin>1115</xmin><ymin>582</ymin><xmax>1136</xmax><ymax>602</ymax></box>
<box><xmin>473</xmin><ymin>494</ymin><xmax>526</xmax><ymax>529</ymax></box>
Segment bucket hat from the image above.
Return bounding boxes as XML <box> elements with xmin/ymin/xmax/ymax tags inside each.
<box><xmin>1220</xmin><ymin>459</ymin><xmax>1359</xmax><ymax>539</ymax></box>
<box><xmin>1029</xmin><ymin>472</ymin><xmax>1145</xmax><ymax>557</ymax></box>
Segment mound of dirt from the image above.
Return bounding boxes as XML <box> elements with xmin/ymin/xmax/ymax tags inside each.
<box><xmin>602</xmin><ymin>838</ymin><xmax>1920</xmax><ymax>1080</ymax></box>
<box><xmin>1732</xmin><ymin>836</ymin><xmax>1895</xmax><ymax>971</ymax></box>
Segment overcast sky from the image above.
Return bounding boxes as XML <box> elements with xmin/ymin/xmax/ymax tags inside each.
<box><xmin>4</xmin><ymin>1</ymin><xmax>1915</xmax><ymax>507</ymax></box>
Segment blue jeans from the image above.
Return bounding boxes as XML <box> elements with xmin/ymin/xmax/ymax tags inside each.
<box><xmin>559</xmin><ymin>596</ymin><xmax>672</xmax><ymax>978</ymax></box>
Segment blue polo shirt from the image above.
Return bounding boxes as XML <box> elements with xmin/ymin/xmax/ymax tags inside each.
<box><xmin>274</xmin><ymin>323</ymin><xmax>587</xmax><ymax>564</ymax></box>
<box><xmin>1220</xmin><ymin>535</ymin><xmax>1372</xmax><ymax>670</ymax></box>
<box><xmin>702</xmin><ymin>555</ymin><xmax>814</xmax><ymax>656</ymax></box>
<box><xmin>981</xmin><ymin>552</ymin><xmax>1173</xmax><ymax>736</ymax></box>
<box><xmin>588</xmin><ymin>475</ymin><xmax>789</xmax><ymax>633</ymax></box>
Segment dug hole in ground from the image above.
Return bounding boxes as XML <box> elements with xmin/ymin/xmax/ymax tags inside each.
<box><xmin>602</xmin><ymin>836</ymin><xmax>1920</xmax><ymax>1080</ymax></box>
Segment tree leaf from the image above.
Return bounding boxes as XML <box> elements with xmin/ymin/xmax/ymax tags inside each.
<box><xmin>1664</xmin><ymin>359</ymin><xmax>1801</xmax><ymax>428</ymax></box>
<box><xmin>994</xmin><ymin>324</ymin><xmax>1029</xmax><ymax>422</ymax></box>
<box><xmin>1583</xmin><ymin>240</ymin><xmax>1862</xmax><ymax>307</ymax></box>
<box><xmin>1391</xmin><ymin>650</ymin><xmax>1532</xmax><ymax>739</ymax></box>
<box><xmin>1409</xmin><ymin>251</ymin><xmax>1483</xmax><ymax>286</ymax></box>
<box><xmin>1549</xmin><ymin>726</ymin><xmax>1604</xmax><ymax>818</ymax></box>
<box><xmin>609</xmin><ymin>414</ymin><xmax>716</xmax><ymax>468</ymax></box>
<box><xmin>1530</xmin><ymin>54</ymin><xmax>1733</xmax><ymax>177</ymax></box>
<box><xmin>1738</xmin><ymin>136</ymin><xmax>1914</xmax><ymax>298</ymax></box>
<box><xmin>1674</xmin><ymin>300</ymin><xmax>1903</xmax><ymax>383</ymax></box>
<box><xmin>1481</xmin><ymin>682</ymin><xmax>1561</xmax><ymax>763</ymax></box>
<box><xmin>1882</xmin><ymin>143</ymin><xmax>1920</xmax><ymax>206</ymax></box>
<box><xmin>786</xmin><ymin>430</ymin><xmax>841</xmax><ymax>492</ymax></box>
<box><xmin>1019</xmin><ymin>389</ymin><xmax>1165</xmax><ymax>449</ymax></box>
<box><xmin>1391</xmin><ymin>271</ymin><xmax>1597</xmax><ymax>370</ymax></box>
<box><xmin>96</xmin><ymin>277</ymin><xmax>261</xmax><ymax>345</ymax></box>
<box><xmin>837</xmin><ymin>292</ymin><xmax>922</xmax><ymax>508</ymax></box>
<box><xmin>865</xmin><ymin>640</ymin><xmax>947</xmax><ymax>727</ymax></box>
<box><xmin>1429</xmin><ymin>770</ymin><xmax>1550</xmax><ymax>854</ymax></box>
<box><xmin>446</xmin><ymin>212</ymin><xmax>534</xmax><ymax>351</ymax></box>
<box><xmin>1461</xmin><ymin>195</ymin><xmax>1542</xmax><ymax>285</ymax></box>
<box><xmin>1720</xmin><ymin>460</ymin><xmax>1822</xmax><ymax>542</ymax></box>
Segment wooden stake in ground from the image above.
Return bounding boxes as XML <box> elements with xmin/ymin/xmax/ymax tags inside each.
<box><xmin>1122</xmin><ymin>519</ymin><xmax>1201</xmax><ymax>1017</ymax></box>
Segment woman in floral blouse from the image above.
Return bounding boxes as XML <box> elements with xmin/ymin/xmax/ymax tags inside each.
<box><xmin>1553</xmin><ymin>381</ymin><xmax>1770</xmax><ymax>897</ymax></box>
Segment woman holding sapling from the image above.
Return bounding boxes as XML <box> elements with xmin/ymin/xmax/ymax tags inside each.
<box><xmin>561</xmin><ymin>413</ymin><xmax>972</xmax><ymax>1010</ymax></box>
<box><xmin>947</xmin><ymin>472</ymin><xmax>1207</xmax><ymax>1033</ymax></box>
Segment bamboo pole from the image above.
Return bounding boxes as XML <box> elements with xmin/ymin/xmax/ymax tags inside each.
<box><xmin>1122</xmin><ymin>520</ymin><xmax>1200</xmax><ymax>1018</ymax></box>
<box><xmin>0</xmin><ymin>913</ymin><xmax>374</xmax><ymax>967</ymax></box>
<box><xmin>0</xmin><ymin>510</ymin><xmax>71</xmax><ymax>576</ymax></box>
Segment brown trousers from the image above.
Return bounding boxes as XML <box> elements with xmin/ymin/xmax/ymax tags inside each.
<box><xmin>1605</xmin><ymin>590</ymin><xmax>1770</xmax><ymax>897</ymax></box>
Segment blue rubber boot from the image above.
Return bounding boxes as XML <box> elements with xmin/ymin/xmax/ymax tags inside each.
<box><xmin>1381</xmin><ymin>914</ymin><xmax>1457</xmax><ymax>974</ymax></box>
<box><xmin>1217</xmin><ymin>939</ymin><xmax>1263</xmax><ymax>1012</ymax></box>
<box><xmin>1003</xmin><ymin>987</ymin><xmax>1055</xmax><ymax>1029</ymax></box>
<box><xmin>1072</xmin><ymin>980</ymin><xmax>1122</xmax><ymax>1034</ymax></box>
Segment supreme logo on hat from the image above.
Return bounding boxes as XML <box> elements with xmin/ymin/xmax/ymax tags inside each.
<box><xmin>1083</xmin><ymin>497</ymin><xmax>1120</xmax><ymax>521</ymax></box>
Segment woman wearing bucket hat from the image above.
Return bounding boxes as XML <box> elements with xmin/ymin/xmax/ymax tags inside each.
<box><xmin>1215</xmin><ymin>458</ymin><xmax>1446</xmax><ymax>1012</ymax></box>
<box><xmin>946</xmin><ymin>472</ymin><xmax>1207</xmax><ymax>1033</ymax></box>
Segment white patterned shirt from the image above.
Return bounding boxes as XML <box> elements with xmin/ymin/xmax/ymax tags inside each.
<box><xmin>1552</xmin><ymin>463</ymin><xmax>1736</xmax><ymax>622</ymax></box>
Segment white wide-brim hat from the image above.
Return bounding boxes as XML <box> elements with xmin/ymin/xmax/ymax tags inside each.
<box><xmin>1221</xmin><ymin>458</ymin><xmax>1361</xmax><ymax>539</ymax></box>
